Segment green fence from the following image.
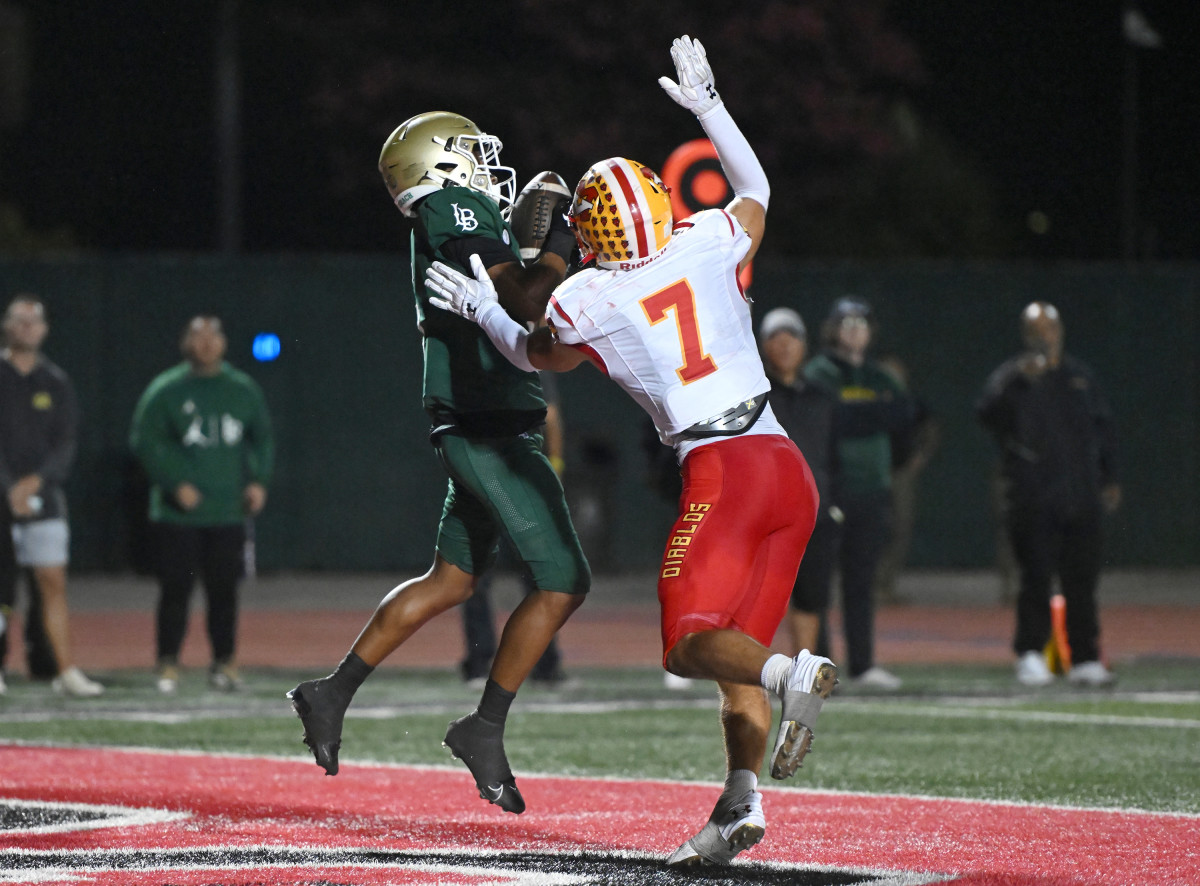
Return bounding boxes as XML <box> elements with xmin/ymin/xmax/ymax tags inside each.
<box><xmin>2</xmin><ymin>255</ymin><xmax>1196</xmax><ymax>573</ymax></box>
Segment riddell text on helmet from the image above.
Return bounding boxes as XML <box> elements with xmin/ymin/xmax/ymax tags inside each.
<box><xmin>617</xmin><ymin>255</ymin><xmax>663</xmax><ymax>271</ymax></box>
<box><xmin>660</xmin><ymin>502</ymin><xmax>711</xmax><ymax>578</ymax></box>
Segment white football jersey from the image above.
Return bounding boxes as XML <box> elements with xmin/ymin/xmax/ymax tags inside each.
<box><xmin>547</xmin><ymin>209</ymin><xmax>778</xmax><ymax>451</ymax></box>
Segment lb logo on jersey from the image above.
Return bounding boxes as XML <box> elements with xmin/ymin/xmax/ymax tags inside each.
<box><xmin>32</xmin><ymin>391</ymin><xmax>53</xmax><ymax>410</ymax></box>
<box><xmin>451</xmin><ymin>203</ymin><xmax>479</xmax><ymax>232</ymax></box>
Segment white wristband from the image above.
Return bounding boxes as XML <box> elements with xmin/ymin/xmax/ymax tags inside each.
<box><xmin>475</xmin><ymin>299</ymin><xmax>536</xmax><ymax>373</ymax></box>
<box><xmin>699</xmin><ymin>104</ymin><xmax>769</xmax><ymax>210</ymax></box>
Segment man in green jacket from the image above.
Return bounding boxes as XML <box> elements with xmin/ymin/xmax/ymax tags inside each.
<box><xmin>803</xmin><ymin>297</ymin><xmax>914</xmax><ymax>689</ymax></box>
<box><xmin>130</xmin><ymin>315</ymin><xmax>274</xmax><ymax>694</ymax></box>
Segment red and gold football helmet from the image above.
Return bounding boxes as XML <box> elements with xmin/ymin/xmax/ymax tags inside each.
<box><xmin>569</xmin><ymin>158</ymin><xmax>673</xmax><ymax>268</ymax></box>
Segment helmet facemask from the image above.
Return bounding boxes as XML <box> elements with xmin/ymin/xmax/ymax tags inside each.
<box><xmin>445</xmin><ymin>131</ymin><xmax>516</xmax><ymax>217</ymax></box>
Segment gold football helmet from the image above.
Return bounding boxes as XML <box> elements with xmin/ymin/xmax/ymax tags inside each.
<box><xmin>378</xmin><ymin>111</ymin><xmax>516</xmax><ymax>217</ymax></box>
<box><xmin>570</xmin><ymin>158</ymin><xmax>673</xmax><ymax>268</ymax></box>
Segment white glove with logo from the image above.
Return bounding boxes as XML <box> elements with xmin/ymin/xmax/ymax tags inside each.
<box><xmin>425</xmin><ymin>253</ymin><xmax>537</xmax><ymax>371</ymax></box>
<box><xmin>426</xmin><ymin>254</ymin><xmax>497</xmax><ymax>320</ymax></box>
<box><xmin>658</xmin><ymin>35</ymin><xmax>722</xmax><ymax>119</ymax></box>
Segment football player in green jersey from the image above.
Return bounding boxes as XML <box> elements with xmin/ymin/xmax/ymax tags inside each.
<box><xmin>289</xmin><ymin>112</ymin><xmax>587</xmax><ymax>815</ymax></box>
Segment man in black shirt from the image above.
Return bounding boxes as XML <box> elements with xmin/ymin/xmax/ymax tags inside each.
<box><xmin>977</xmin><ymin>302</ymin><xmax>1120</xmax><ymax>688</ymax></box>
<box><xmin>758</xmin><ymin>307</ymin><xmax>840</xmax><ymax>658</ymax></box>
<box><xmin>0</xmin><ymin>295</ymin><xmax>102</xmax><ymax>697</ymax></box>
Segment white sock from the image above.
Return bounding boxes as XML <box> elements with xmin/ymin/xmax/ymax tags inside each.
<box><xmin>760</xmin><ymin>653</ymin><xmax>793</xmax><ymax>696</ymax></box>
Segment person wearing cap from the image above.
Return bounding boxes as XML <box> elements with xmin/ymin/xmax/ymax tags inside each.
<box><xmin>758</xmin><ymin>307</ymin><xmax>841</xmax><ymax>659</ymax></box>
<box><xmin>976</xmin><ymin>302</ymin><xmax>1119</xmax><ymax>688</ymax></box>
<box><xmin>803</xmin><ymin>297</ymin><xmax>914</xmax><ymax>689</ymax></box>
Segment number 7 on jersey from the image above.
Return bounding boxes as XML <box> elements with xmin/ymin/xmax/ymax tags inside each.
<box><xmin>640</xmin><ymin>280</ymin><xmax>718</xmax><ymax>384</ymax></box>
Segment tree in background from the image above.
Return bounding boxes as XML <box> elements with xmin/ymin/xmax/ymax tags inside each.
<box><xmin>266</xmin><ymin>0</ymin><xmax>1009</xmax><ymax>258</ymax></box>
<box><xmin>0</xmin><ymin>0</ymin><xmax>1009</xmax><ymax>257</ymax></box>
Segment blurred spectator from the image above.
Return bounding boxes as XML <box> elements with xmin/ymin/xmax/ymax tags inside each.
<box><xmin>460</xmin><ymin>372</ymin><xmax>569</xmax><ymax>688</ymax></box>
<box><xmin>0</xmin><ymin>530</ymin><xmax>59</xmax><ymax>685</ymax></box>
<box><xmin>0</xmin><ymin>295</ymin><xmax>103</xmax><ymax>697</ymax></box>
<box><xmin>976</xmin><ymin>302</ymin><xmax>1119</xmax><ymax>687</ymax></box>
<box><xmin>757</xmin><ymin>307</ymin><xmax>841</xmax><ymax>659</ymax></box>
<box><xmin>129</xmin><ymin>315</ymin><xmax>274</xmax><ymax>694</ymax></box>
<box><xmin>803</xmin><ymin>297</ymin><xmax>915</xmax><ymax>689</ymax></box>
<box><xmin>989</xmin><ymin>462</ymin><xmax>1019</xmax><ymax>605</ymax></box>
<box><xmin>873</xmin><ymin>354</ymin><xmax>940</xmax><ymax>604</ymax></box>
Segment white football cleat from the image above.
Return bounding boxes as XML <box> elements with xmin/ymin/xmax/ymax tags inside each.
<box><xmin>667</xmin><ymin>789</ymin><xmax>765</xmax><ymax>868</ymax></box>
<box><xmin>770</xmin><ymin>650</ymin><xmax>837</xmax><ymax>780</ymax></box>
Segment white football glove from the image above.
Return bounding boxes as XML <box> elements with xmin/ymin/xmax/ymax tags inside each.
<box><xmin>426</xmin><ymin>254</ymin><xmax>497</xmax><ymax>322</ymax></box>
<box><xmin>658</xmin><ymin>35</ymin><xmax>722</xmax><ymax>118</ymax></box>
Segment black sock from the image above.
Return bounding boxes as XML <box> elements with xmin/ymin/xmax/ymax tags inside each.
<box><xmin>477</xmin><ymin>678</ymin><xmax>516</xmax><ymax>726</ymax></box>
<box><xmin>327</xmin><ymin>651</ymin><xmax>373</xmax><ymax>699</ymax></box>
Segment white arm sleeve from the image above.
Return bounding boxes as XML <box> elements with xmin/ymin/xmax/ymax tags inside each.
<box><xmin>474</xmin><ymin>299</ymin><xmax>537</xmax><ymax>373</ymax></box>
<box><xmin>698</xmin><ymin>103</ymin><xmax>769</xmax><ymax>210</ymax></box>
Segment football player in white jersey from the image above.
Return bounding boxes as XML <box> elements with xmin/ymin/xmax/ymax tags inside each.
<box><xmin>427</xmin><ymin>35</ymin><xmax>838</xmax><ymax>868</ymax></box>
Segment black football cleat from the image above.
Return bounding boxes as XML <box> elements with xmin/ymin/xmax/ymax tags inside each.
<box><xmin>287</xmin><ymin>679</ymin><xmax>346</xmax><ymax>776</ymax></box>
<box><xmin>443</xmin><ymin>711</ymin><xmax>525</xmax><ymax>814</ymax></box>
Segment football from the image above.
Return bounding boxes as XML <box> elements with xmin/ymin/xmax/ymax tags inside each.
<box><xmin>508</xmin><ymin>171</ymin><xmax>572</xmax><ymax>260</ymax></box>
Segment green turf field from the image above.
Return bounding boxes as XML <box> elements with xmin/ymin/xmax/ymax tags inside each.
<box><xmin>3</xmin><ymin>660</ymin><xmax>1198</xmax><ymax>816</ymax></box>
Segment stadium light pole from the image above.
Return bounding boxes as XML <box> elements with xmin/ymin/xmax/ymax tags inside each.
<box><xmin>1119</xmin><ymin>5</ymin><xmax>1161</xmax><ymax>263</ymax></box>
<box><xmin>215</xmin><ymin>0</ymin><xmax>242</xmax><ymax>254</ymax></box>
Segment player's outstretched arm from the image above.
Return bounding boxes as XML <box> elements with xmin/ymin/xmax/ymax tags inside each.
<box><xmin>659</xmin><ymin>34</ymin><xmax>768</xmax><ymax>267</ymax></box>
<box><xmin>426</xmin><ymin>256</ymin><xmax>585</xmax><ymax>373</ymax></box>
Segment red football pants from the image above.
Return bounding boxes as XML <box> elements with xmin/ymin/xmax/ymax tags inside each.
<box><xmin>658</xmin><ymin>433</ymin><xmax>818</xmax><ymax>662</ymax></box>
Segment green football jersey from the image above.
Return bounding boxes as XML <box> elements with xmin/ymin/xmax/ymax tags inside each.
<box><xmin>804</xmin><ymin>353</ymin><xmax>903</xmax><ymax>495</ymax></box>
<box><xmin>411</xmin><ymin>187</ymin><xmax>545</xmax><ymax>416</ymax></box>
<box><xmin>129</xmin><ymin>362</ymin><xmax>274</xmax><ymax>526</ymax></box>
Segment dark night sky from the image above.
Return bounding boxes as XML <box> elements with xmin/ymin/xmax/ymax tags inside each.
<box><xmin>891</xmin><ymin>0</ymin><xmax>1199</xmax><ymax>261</ymax></box>
<box><xmin>2</xmin><ymin>1</ymin><xmax>1197</xmax><ymax>260</ymax></box>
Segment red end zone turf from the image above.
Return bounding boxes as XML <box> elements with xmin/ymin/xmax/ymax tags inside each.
<box><xmin>1</xmin><ymin>745</ymin><xmax>1197</xmax><ymax>885</ymax></box>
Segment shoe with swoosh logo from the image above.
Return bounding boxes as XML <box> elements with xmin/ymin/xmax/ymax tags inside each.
<box><xmin>443</xmin><ymin>711</ymin><xmax>526</xmax><ymax>814</ymax></box>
